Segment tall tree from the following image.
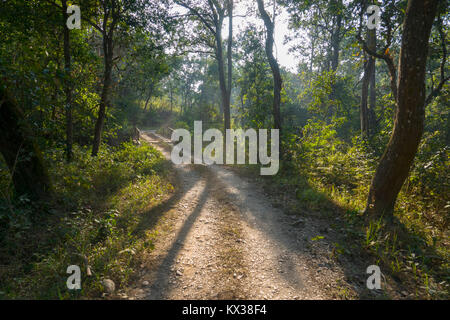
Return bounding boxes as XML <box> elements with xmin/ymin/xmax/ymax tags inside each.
<box><xmin>89</xmin><ymin>0</ymin><xmax>121</xmax><ymax>156</ymax></box>
<box><xmin>226</xmin><ymin>0</ymin><xmax>233</xmax><ymax>130</ymax></box>
<box><xmin>364</xmin><ymin>0</ymin><xmax>442</xmax><ymax>218</ymax></box>
<box><xmin>256</xmin><ymin>0</ymin><xmax>282</xmax><ymax>131</ymax></box>
<box><xmin>360</xmin><ymin>1</ymin><xmax>377</xmax><ymax>138</ymax></box>
<box><xmin>328</xmin><ymin>0</ymin><xmax>343</xmax><ymax>74</ymax></box>
<box><xmin>77</xmin><ymin>0</ymin><xmax>158</xmax><ymax>156</ymax></box>
<box><xmin>174</xmin><ymin>0</ymin><xmax>233</xmax><ymax>130</ymax></box>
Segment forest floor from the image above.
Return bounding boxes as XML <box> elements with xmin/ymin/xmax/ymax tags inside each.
<box><xmin>122</xmin><ymin>131</ymin><xmax>405</xmax><ymax>300</ymax></box>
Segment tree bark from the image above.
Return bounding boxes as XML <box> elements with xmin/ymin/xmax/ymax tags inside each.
<box><xmin>169</xmin><ymin>81</ymin><xmax>173</xmax><ymax>112</ymax></box>
<box><xmin>256</xmin><ymin>0</ymin><xmax>282</xmax><ymax>131</ymax></box>
<box><xmin>0</xmin><ymin>86</ymin><xmax>52</xmax><ymax>199</ymax></box>
<box><xmin>365</xmin><ymin>0</ymin><xmax>439</xmax><ymax>218</ymax></box>
<box><xmin>62</xmin><ymin>0</ymin><xmax>73</xmax><ymax>162</ymax></box>
<box><xmin>327</xmin><ymin>0</ymin><xmax>343</xmax><ymax>114</ymax></box>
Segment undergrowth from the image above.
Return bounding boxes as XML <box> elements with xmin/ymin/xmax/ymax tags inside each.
<box><xmin>237</xmin><ymin>119</ymin><xmax>449</xmax><ymax>299</ymax></box>
<box><xmin>277</xmin><ymin>120</ymin><xmax>449</xmax><ymax>299</ymax></box>
<box><xmin>0</xmin><ymin>142</ymin><xmax>174</xmax><ymax>299</ymax></box>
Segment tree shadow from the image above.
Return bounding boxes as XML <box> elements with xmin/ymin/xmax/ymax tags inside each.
<box><xmin>209</xmin><ymin>165</ymin><xmax>435</xmax><ymax>299</ymax></box>
<box><xmin>143</xmin><ymin>166</ymin><xmax>212</xmax><ymax>299</ymax></box>
<box><xmin>136</xmin><ymin>133</ymin><xmax>445</xmax><ymax>299</ymax></box>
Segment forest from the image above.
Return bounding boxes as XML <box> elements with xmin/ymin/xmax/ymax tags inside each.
<box><xmin>0</xmin><ymin>0</ymin><xmax>448</xmax><ymax>300</ymax></box>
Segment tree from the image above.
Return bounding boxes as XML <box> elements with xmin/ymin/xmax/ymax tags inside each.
<box><xmin>174</xmin><ymin>0</ymin><xmax>233</xmax><ymax>130</ymax></box>
<box><xmin>0</xmin><ymin>85</ymin><xmax>52</xmax><ymax>199</ymax></box>
<box><xmin>256</xmin><ymin>0</ymin><xmax>282</xmax><ymax>131</ymax></box>
<box><xmin>283</xmin><ymin>0</ymin><xmax>349</xmax><ymax>120</ymax></box>
<box><xmin>284</xmin><ymin>0</ymin><xmax>347</xmax><ymax>74</ymax></box>
<box><xmin>359</xmin><ymin>1</ymin><xmax>377</xmax><ymax>138</ymax></box>
<box><xmin>364</xmin><ymin>0</ymin><xmax>443</xmax><ymax>218</ymax></box>
<box><xmin>235</xmin><ymin>26</ymin><xmax>274</xmax><ymax>129</ymax></box>
<box><xmin>86</xmin><ymin>0</ymin><xmax>126</xmax><ymax>156</ymax></box>
<box><xmin>77</xmin><ymin>0</ymin><xmax>159</xmax><ymax>156</ymax></box>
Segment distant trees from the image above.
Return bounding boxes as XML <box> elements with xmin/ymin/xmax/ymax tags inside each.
<box><xmin>80</xmin><ymin>0</ymin><xmax>139</xmax><ymax>156</ymax></box>
<box><xmin>357</xmin><ymin>0</ymin><xmax>402</xmax><ymax>138</ymax></box>
<box><xmin>77</xmin><ymin>0</ymin><xmax>170</xmax><ymax>156</ymax></box>
<box><xmin>234</xmin><ymin>26</ymin><xmax>274</xmax><ymax>129</ymax></box>
<box><xmin>1</xmin><ymin>0</ymin><xmax>447</xmax><ymax>220</ymax></box>
<box><xmin>279</xmin><ymin>0</ymin><xmax>448</xmax><ymax>220</ymax></box>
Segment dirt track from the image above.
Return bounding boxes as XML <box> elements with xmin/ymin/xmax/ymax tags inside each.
<box><xmin>125</xmin><ymin>131</ymin><xmax>371</xmax><ymax>300</ymax></box>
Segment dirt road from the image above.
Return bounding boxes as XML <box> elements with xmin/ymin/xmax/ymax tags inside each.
<box><xmin>126</xmin><ymin>131</ymin><xmax>369</xmax><ymax>300</ymax></box>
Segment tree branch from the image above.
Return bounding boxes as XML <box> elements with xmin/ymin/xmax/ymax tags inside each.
<box><xmin>174</xmin><ymin>0</ymin><xmax>216</xmax><ymax>35</ymax></box>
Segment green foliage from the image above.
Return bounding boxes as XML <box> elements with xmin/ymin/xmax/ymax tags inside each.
<box><xmin>235</xmin><ymin>27</ymin><xmax>275</xmax><ymax>129</ymax></box>
<box><xmin>0</xmin><ymin>143</ymin><xmax>173</xmax><ymax>299</ymax></box>
<box><xmin>274</xmin><ymin>115</ymin><xmax>450</xmax><ymax>298</ymax></box>
<box><xmin>289</xmin><ymin>118</ymin><xmax>376</xmax><ymax>193</ymax></box>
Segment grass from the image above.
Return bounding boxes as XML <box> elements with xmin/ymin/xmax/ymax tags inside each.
<box><xmin>267</xmin><ymin>163</ymin><xmax>449</xmax><ymax>299</ymax></box>
<box><xmin>0</xmin><ymin>141</ymin><xmax>174</xmax><ymax>299</ymax></box>
<box><xmin>225</xmin><ymin>156</ymin><xmax>448</xmax><ymax>299</ymax></box>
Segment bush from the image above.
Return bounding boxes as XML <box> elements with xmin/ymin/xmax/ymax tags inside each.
<box><xmin>289</xmin><ymin>118</ymin><xmax>375</xmax><ymax>194</ymax></box>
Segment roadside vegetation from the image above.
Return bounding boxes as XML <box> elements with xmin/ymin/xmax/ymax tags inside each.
<box><xmin>0</xmin><ymin>142</ymin><xmax>173</xmax><ymax>299</ymax></box>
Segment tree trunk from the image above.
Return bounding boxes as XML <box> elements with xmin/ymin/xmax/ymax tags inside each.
<box><xmin>330</xmin><ymin>10</ymin><xmax>342</xmax><ymax>73</ymax></box>
<box><xmin>360</xmin><ymin>53</ymin><xmax>370</xmax><ymax>137</ymax></box>
<box><xmin>175</xmin><ymin>0</ymin><xmax>232</xmax><ymax>130</ymax></box>
<box><xmin>144</xmin><ymin>95</ymin><xmax>151</xmax><ymax>111</ymax></box>
<box><xmin>360</xmin><ymin>27</ymin><xmax>376</xmax><ymax>138</ymax></box>
<box><xmin>169</xmin><ymin>81</ymin><xmax>173</xmax><ymax>112</ymax></box>
<box><xmin>368</xmin><ymin>27</ymin><xmax>377</xmax><ymax>134</ymax></box>
<box><xmin>365</xmin><ymin>0</ymin><xmax>439</xmax><ymax>218</ymax></box>
<box><xmin>256</xmin><ymin>0</ymin><xmax>282</xmax><ymax>131</ymax></box>
<box><xmin>226</xmin><ymin>0</ymin><xmax>233</xmax><ymax>130</ymax></box>
<box><xmin>0</xmin><ymin>86</ymin><xmax>52</xmax><ymax>199</ymax></box>
<box><xmin>215</xmin><ymin>13</ymin><xmax>230</xmax><ymax>131</ymax></box>
<box><xmin>327</xmin><ymin>0</ymin><xmax>343</xmax><ymax>114</ymax></box>
<box><xmin>62</xmin><ymin>0</ymin><xmax>73</xmax><ymax>162</ymax></box>
<box><xmin>92</xmin><ymin>33</ymin><xmax>113</xmax><ymax>156</ymax></box>
<box><xmin>143</xmin><ymin>86</ymin><xmax>153</xmax><ymax>111</ymax></box>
